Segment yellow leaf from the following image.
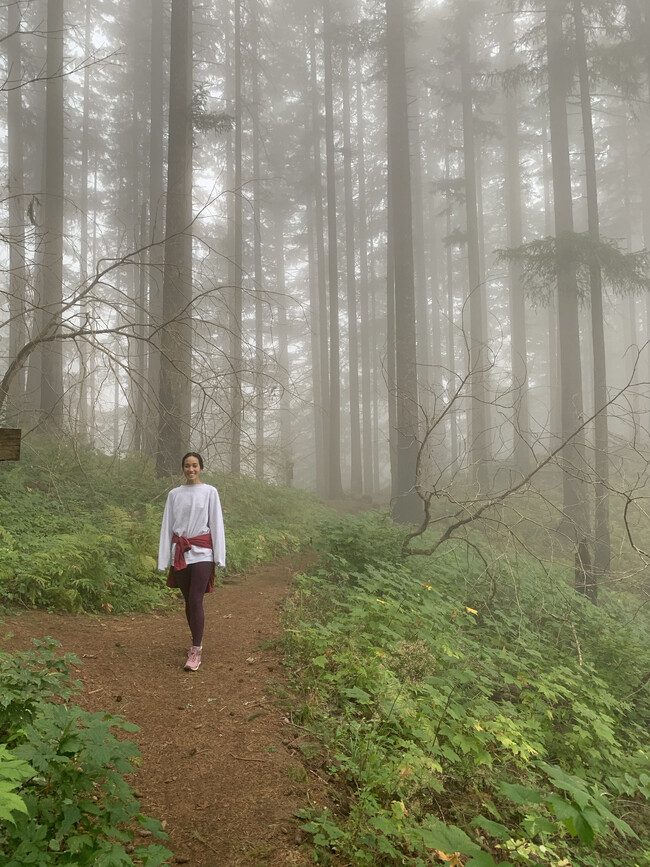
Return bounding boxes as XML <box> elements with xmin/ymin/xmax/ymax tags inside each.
<box><xmin>434</xmin><ymin>852</ymin><xmax>464</xmax><ymax>866</ymax></box>
<box><xmin>465</xmin><ymin>606</ymin><xmax>478</xmax><ymax>615</ymax></box>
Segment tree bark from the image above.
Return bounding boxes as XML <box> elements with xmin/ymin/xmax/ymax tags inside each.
<box><xmin>574</xmin><ymin>0</ymin><xmax>608</xmax><ymax>588</ymax></box>
<box><xmin>387</xmin><ymin>0</ymin><xmax>421</xmax><ymax>523</ymax></box>
<box><xmin>356</xmin><ymin>59</ymin><xmax>374</xmax><ymax>496</ymax></box>
<box><xmin>251</xmin><ymin>0</ymin><xmax>265</xmax><ymax>482</ymax></box>
<box><xmin>342</xmin><ymin>39</ymin><xmax>362</xmax><ymax>495</ymax></box>
<box><xmin>39</xmin><ymin>0</ymin><xmax>65</xmax><ymax>430</ymax></box>
<box><xmin>502</xmin><ymin>16</ymin><xmax>532</xmax><ymax>476</ymax></box>
<box><xmin>546</xmin><ymin>0</ymin><xmax>593</xmax><ymax>599</ymax></box>
<box><xmin>459</xmin><ymin>1</ymin><xmax>489</xmax><ymax>490</ymax></box>
<box><xmin>147</xmin><ymin>0</ymin><xmax>165</xmax><ymax>455</ymax></box>
<box><xmin>229</xmin><ymin>0</ymin><xmax>244</xmax><ymax>475</ymax></box>
<box><xmin>308</xmin><ymin>3</ymin><xmax>329</xmax><ymax>496</ymax></box>
<box><xmin>323</xmin><ymin>0</ymin><xmax>343</xmax><ymax>498</ymax></box>
<box><xmin>6</xmin><ymin>2</ymin><xmax>27</xmax><ymax>420</ymax></box>
<box><xmin>157</xmin><ymin>0</ymin><xmax>193</xmax><ymax>476</ymax></box>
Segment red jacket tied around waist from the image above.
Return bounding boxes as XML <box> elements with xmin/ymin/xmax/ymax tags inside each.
<box><xmin>167</xmin><ymin>532</ymin><xmax>215</xmax><ymax>593</ymax></box>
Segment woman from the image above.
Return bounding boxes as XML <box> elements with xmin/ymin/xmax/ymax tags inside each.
<box><xmin>158</xmin><ymin>452</ymin><xmax>226</xmax><ymax>671</ymax></box>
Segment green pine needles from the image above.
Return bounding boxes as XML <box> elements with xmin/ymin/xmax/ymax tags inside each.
<box><xmin>496</xmin><ymin>232</ymin><xmax>650</xmax><ymax>306</ymax></box>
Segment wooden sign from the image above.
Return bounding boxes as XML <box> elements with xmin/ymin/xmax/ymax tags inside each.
<box><xmin>0</xmin><ymin>429</ymin><xmax>21</xmax><ymax>461</ymax></box>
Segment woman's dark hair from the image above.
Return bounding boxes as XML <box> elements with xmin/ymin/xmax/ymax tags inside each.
<box><xmin>181</xmin><ymin>452</ymin><xmax>204</xmax><ymax>470</ymax></box>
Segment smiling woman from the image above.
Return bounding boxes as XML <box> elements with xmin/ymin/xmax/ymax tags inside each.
<box><xmin>158</xmin><ymin>452</ymin><xmax>226</xmax><ymax>671</ymax></box>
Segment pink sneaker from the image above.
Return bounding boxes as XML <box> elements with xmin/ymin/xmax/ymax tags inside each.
<box><xmin>184</xmin><ymin>645</ymin><xmax>202</xmax><ymax>671</ymax></box>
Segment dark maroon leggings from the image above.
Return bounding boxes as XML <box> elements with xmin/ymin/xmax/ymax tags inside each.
<box><xmin>173</xmin><ymin>561</ymin><xmax>213</xmax><ymax>646</ymax></box>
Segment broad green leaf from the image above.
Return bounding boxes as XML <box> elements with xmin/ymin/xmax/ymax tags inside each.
<box><xmin>471</xmin><ymin>816</ymin><xmax>511</xmax><ymax>841</ymax></box>
<box><xmin>0</xmin><ymin>786</ymin><xmax>28</xmax><ymax>823</ymax></box>
<box><xmin>499</xmin><ymin>782</ymin><xmax>543</xmax><ymax>805</ymax></box>
<box><xmin>419</xmin><ymin>816</ymin><xmax>481</xmax><ymax>855</ymax></box>
<box><xmin>370</xmin><ymin>815</ymin><xmax>395</xmax><ymax>835</ymax></box>
<box><xmin>342</xmin><ymin>686</ymin><xmax>372</xmax><ymax>704</ymax></box>
<box><xmin>521</xmin><ymin>815</ymin><xmax>557</xmax><ymax>836</ymax></box>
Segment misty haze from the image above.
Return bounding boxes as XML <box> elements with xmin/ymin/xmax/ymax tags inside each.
<box><xmin>2</xmin><ymin>1</ymin><xmax>650</xmax><ymax>864</ymax></box>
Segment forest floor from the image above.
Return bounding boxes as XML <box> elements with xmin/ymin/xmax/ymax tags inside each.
<box><xmin>1</xmin><ymin>555</ymin><xmax>336</xmax><ymax>866</ymax></box>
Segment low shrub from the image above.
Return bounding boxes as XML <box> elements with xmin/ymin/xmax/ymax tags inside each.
<box><xmin>285</xmin><ymin>513</ymin><xmax>650</xmax><ymax>866</ymax></box>
<box><xmin>0</xmin><ymin>638</ymin><xmax>172</xmax><ymax>867</ymax></box>
<box><xmin>0</xmin><ymin>440</ymin><xmax>328</xmax><ymax>613</ymax></box>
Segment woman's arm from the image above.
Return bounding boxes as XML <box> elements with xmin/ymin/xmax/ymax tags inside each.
<box><xmin>209</xmin><ymin>488</ymin><xmax>226</xmax><ymax>568</ymax></box>
<box><xmin>158</xmin><ymin>492</ymin><xmax>174</xmax><ymax>571</ymax></box>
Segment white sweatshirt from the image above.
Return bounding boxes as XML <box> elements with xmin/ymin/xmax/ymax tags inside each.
<box><xmin>157</xmin><ymin>483</ymin><xmax>226</xmax><ymax>572</ymax></box>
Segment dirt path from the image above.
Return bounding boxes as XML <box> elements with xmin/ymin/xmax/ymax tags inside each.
<box><xmin>1</xmin><ymin>557</ymin><xmax>331</xmax><ymax>866</ymax></box>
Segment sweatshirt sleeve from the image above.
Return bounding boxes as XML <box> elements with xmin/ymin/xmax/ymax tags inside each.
<box><xmin>209</xmin><ymin>488</ymin><xmax>226</xmax><ymax>568</ymax></box>
<box><xmin>158</xmin><ymin>491</ymin><xmax>174</xmax><ymax>571</ymax></box>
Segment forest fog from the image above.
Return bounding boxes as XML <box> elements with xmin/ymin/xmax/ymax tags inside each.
<box><xmin>3</xmin><ymin>0</ymin><xmax>650</xmax><ymax>601</ymax></box>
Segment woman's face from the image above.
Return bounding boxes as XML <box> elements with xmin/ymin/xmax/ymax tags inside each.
<box><xmin>183</xmin><ymin>456</ymin><xmax>202</xmax><ymax>484</ymax></box>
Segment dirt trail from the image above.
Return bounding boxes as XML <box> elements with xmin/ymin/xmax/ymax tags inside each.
<box><xmin>1</xmin><ymin>557</ymin><xmax>331</xmax><ymax>866</ymax></box>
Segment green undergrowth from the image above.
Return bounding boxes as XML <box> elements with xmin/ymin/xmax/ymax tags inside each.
<box><xmin>0</xmin><ymin>637</ymin><xmax>172</xmax><ymax>866</ymax></box>
<box><xmin>284</xmin><ymin>511</ymin><xmax>650</xmax><ymax>866</ymax></box>
<box><xmin>0</xmin><ymin>438</ymin><xmax>329</xmax><ymax>613</ymax></box>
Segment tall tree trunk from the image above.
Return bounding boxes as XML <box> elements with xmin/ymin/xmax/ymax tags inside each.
<box><xmin>157</xmin><ymin>0</ymin><xmax>193</xmax><ymax>476</ymax></box>
<box><xmin>640</xmin><ymin>1</ymin><xmax>650</xmax><ymax>443</ymax></box>
<box><xmin>387</xmin><ymin>0</ymin><xmax>421</xmax><ymax>523</ymax></box>
<box><xmin>229</xmin><ymin>0</ymin><xmax>244</xmax><ymax>475</ymax></box>
<box><xmin>424</xmin><ymin>83</ymin><xmax>443</xmax><ymax>403</ymax></box>
<box><xmin>76</xmin><ymin>0</ymin><xmax>92</xmax><ymax>443</ymax></box>
<box><xmin>546</xmin><ymin>0</ymin><xmax>593</xmax><ymax>599</ymax></box>
<box><xmin>542</xmin><ymin>114</ymin><xmax>562</xmax><ymax>444</ymax></box>
<box><xmin>386</xmin><ymin>185</ymin><xmax>399</xmax><ymax>500</ymax></box>
<box><xmin>342</xmin><ymin>40</ymin><xmax>362</xmax><ymax>495</ymax></box>
<box><xmin>6</xmin><ymin>2</ymin><xmax>27</xmax><ymax>420</ymax></box>
<box><xmin>275</xmin><ymin>214</ymin><xmax>292</xmax><ymax>486</ymax></box>
<box><xmin>251</xmin><ymin>0</ymin><xmax>265</xmax><ymax>481</ymax></box>
<box><xmin>356</xmin><ymin>59</ymin><xmax>374</xmax><ymax>496</ymax></box>
<box><xmin>147</xmin><ymin>0</ymin><xmax>165</xmax><ymax>456</ymax></box>
<box><xmin>39</xmin><ymin>0</ymin><xmax>65</xmax><ymax>431</ymax></box>
<box><xmin>411</xmin><ymin>97</ymin><xmax>430</xmax><ymax>404</ymax></box>
<box><xmin>323</xmin><ymin>0</ymin><xmax>343</xmax><ymax>498</ymax></box>
<box><xmin>459</xmin><ymin>2</ymin><xmax>489</xmax><ymax>489</ymax></box>
<box><xmin>306</xmin><ymin>185</ymin><xmax>326</xmax><ymax>490</ymax></box>
<box><xmin>308</xmin><ymin>5</ymin><xmax>329</xmax><ymax>495</ymax></box>
<box><xmin>129</xmin><ymin>0</ymin><xmax>147</xmax><ymax>453</ymax></box>
<box><xmin>574</xmin><ymin>0</ymin><xmax>608</xmax><ymax>588</ymax></box>
<box><xmin>621</xmin><ymin>118</ymin><xmax>640</xmax><ymax>421</ymax></box>
<box><xmin>444</xmin><ymin>148</ymin><xmax>458</xmax><ymax>469</ymax></box>
<box><xmin>502</xmin><ymin>18</ymin><xmax>532</xmax><ymax>476</ymax></box>
<box><xmin>370</xmin><ymin>242</ymin><xmax>381</xmax><ymax>493</ymax></box>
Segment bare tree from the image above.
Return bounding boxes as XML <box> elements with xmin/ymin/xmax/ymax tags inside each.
<box><xmin>402</xmin><ymin>337</ymin><xmax>647</xmax><ymax>612</ymax></box>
